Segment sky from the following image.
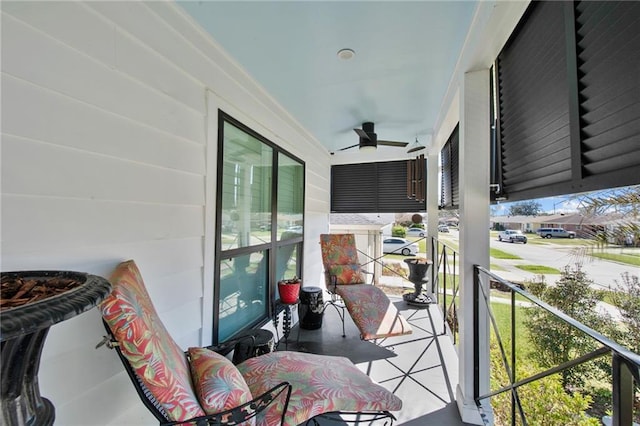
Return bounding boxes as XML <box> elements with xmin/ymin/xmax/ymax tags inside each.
<box><xmin>493</xmin><ymin>196</ymin><xmax>581</xmax><ymax>216</ymax></box>
<box><xmin>490</xmin><ymin>187</ymin><xmax>636</xmax><ymax>216</ymax></box>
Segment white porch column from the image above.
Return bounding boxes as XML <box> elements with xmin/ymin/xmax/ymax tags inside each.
<box><xmin>456</xmin><ymin>69</ymin><xmax>492</xmax><ymax>425</ymax></box>
<box><xmin>426</xmin><ymin>150</ymin><xmax>440</xmax><ymax>290</ymax></box>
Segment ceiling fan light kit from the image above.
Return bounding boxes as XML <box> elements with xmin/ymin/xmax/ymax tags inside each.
<box><xmin>407</xmin><ymin>138</ymin><xmax>426</xmax><ymax>153</ymax></box>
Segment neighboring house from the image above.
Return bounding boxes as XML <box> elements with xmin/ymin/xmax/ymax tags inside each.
<box><xmin>491</xmin><ymin>213</ymin><xmax>631</xmax><ymax>239</ymax></box>
<box><xmin>490</xmin><ymin>215</ymin><xmax>548</xmax><ymax>233</ymax></box>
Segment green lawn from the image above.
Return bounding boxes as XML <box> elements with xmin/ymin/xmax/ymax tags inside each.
<box><xmin>528</xmin><ymin>236</ymin><xmax>591</xmax><ymax>246</ymax></box>
<box><xmin>515</xmin><ymin>265</ymin><xmax>562</xmax><ymax>274</ymax></box>
<box><xmin>589</xmin><ymin>252</ymin><xmax>640</xmax><ymax>267</ymax></box>
<box><xmin>444</xmin><ymin>294</ymin><xmax>531</xmax><ymax>357</ymax></box>
<box><xmin>489</xmin><ymin>302</ymin><xmax>532</xmax><ymax>361</ymax></box>
<box><xmin>490</xmin><ymin>247</ymin><xmax>522</xmax><ymax>259</ymax></box>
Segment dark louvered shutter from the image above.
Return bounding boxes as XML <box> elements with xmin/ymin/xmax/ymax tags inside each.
<box><xmin>497</xmin><ymin>1</ymin><xmax>572</xmax><ymax>200</ymax></box>
<box><xmin>575</xmin><ymin>1</ymin><xmax>640</xmax><ymax>187</ymax></box>
<box><xmin>331</xmin><ymin>161</ymin><xmax>426</xmax><ymax>213</ymax></box>
<box><xmin>440</xmin><ymin>125</ymin><xmax>459</xmax><ymax>209</ymax></box>
<box><xmin>331</xmin><ymin>162</ymin><xmax>377</xmax><ymax>212</ymax></box>
<box><xmin>496</xmin><ymin>1</ymin><xmax>640</xmax><ymax>201</ymax></box>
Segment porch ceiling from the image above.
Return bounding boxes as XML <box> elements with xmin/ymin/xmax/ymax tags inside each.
<box><xmin>177</xmin><ymin>1</ymin><xmax>482</xmax><ymax>160</ymax></box>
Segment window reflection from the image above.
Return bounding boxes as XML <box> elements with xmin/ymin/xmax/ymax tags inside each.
<box><xmin>277</xmin><ymin>153</ymin><xmax>304</xmax><ymax>240</ymax></box>
<box><xmin>218</xmin><ymin>251</ymin><xmax>268</xmax><ymax>341</ymax></box>
<box><xmin>221</xmin><ymin>122</ymin><xmax>272</xmax><ymax>250</ymax></box>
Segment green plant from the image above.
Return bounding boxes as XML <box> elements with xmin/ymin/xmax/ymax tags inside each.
<box><xmin>524</xmin><ymin>266</ymin><xmax>615</xmax><ymax>389</ymax></box>
<box><xmin>609</xmin><ymin>272</ymin><xmax>640</xmax><ymax>354</ymax></box>
<box><xmin>490</xmin><ymin>341</ymin><xmax>599</xmax><ymax>426</ymax></box>
<box><xmin>392</xmin><ymin>225</ymin><xmax>406</xmax><ymax>237</ymax></box>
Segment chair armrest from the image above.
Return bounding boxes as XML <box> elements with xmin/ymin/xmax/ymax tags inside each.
<box><xmin>163</xmin><ymin>381</ymin><xmax>292</xmax><ymax>426</ymax></box>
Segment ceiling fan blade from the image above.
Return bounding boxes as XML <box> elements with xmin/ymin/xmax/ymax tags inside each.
<box><xmin>333</xmin><ymin>143</ymin><xmax>360</xmax><ymax>153</ymax></box>
<box><xmin>378</xmin><ymin>140</ymin><xmax>409</xmax><ymax>147</ymax></box>
<box><xmin>353</xmin><ymin>128</ymin><xmax>371</xmax><ymax>140</ymax></box>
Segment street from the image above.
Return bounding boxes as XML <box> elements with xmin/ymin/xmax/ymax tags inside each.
<box><xmin>439</xmin><ymin>229</ymin><xmax>639</xmax><ymax>291</ymax></box>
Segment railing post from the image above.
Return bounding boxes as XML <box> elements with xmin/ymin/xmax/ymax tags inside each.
<box><xmin>473</xmin><ymin>265</ymin><xmax>480</xmax><ymax>401</ymax></box>
<box><xmin>511</xmin><ymin>290</ymin><xmax>517</xmax><ymax>426</ymax></box>
<box><xmin>612</xmin><ymin>354</ymin><xmax>634</xmax><ymax>426</ymax></box>
<box><xmin>443</xmin><ymin>245</ymin><xmax>448</xmax><ymax>334</ymax></box>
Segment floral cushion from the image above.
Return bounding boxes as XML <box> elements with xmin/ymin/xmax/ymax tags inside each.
<box><xmin>336</xmin><ymin>284</ymin><xmax>412</xmax><ymax>340</ymax></box>
<box><xmin>188</xmin><ymin>347</ymin><xmax>255</xmax><ymax>424</ymax></box>
<box><xmin>328</xmin><ymin>263</ymin><xmax>364</xmax><ymax>285</ymax></box>
<box><xmin>99</xmin><ymin>260</ymin><xmax>205</xmax><ymax>422</ymax></box>
<box><xmin>320</xmin><ymin>234</ymin><xmax>360</xmax><ymax>265</ymax></box>
<box><xmin>237</xmin><ymin>351</ymin><xmax>402</xmax><ymax>426</ymax></box>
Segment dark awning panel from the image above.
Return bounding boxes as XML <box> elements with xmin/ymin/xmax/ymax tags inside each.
<box><xmin>331</xmin><ymin>160</ymin><xmax>427</xmax><ymax>213</ymax></box>
<box><xmin>496</xmin><ymin>1</ymin><xmax>640</xmax><ymax>202</ymax></box>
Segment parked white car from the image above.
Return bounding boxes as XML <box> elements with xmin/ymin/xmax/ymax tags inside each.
<box><xmin>438</xmin><ymin>224</ymin><xmax>450</xmax><ymax>233</ymax></box>
<box><xmin>383</xmin><ymin>238</ymin><xmax>419</xmax><ymax>256</ymax></box>
<box><xmin>498</xmin><ymin>229</ymin><xmax>528</xmax><ymax>244</ymax></box>
<box><xmin>406</xmin><ymin>227</ymin><xmax>426</xmax><ymax>237</ymax></box>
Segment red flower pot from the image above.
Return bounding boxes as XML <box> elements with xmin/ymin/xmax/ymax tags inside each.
<box><xmin>278</xmin><ymin>279</ymin><xmax>301</xmax><ymax>304</ymax></box>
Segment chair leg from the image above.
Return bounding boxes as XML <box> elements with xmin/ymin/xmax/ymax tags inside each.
<box><xmin>323</xmin><ymin>300</ymin><xmax>346</xmax><ymax>338</ymax></box>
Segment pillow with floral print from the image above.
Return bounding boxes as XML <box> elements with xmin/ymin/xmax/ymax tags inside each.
<box><xmin>188</xmin><ymin>347</ymin><xmax>254</xmax><ymax>423</ymax></box>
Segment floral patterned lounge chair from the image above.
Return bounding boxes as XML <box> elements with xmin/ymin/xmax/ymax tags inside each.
<box><xmin>320</xmin><ymin>234</ymin><xmax>413</xmax><ymax>340</ymax></box>
<box><xmin>98</xmin><ymin>260</ymin><xmax>402</xmax><ymax>425</ymax></box>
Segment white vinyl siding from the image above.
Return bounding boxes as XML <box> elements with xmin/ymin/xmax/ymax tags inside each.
<box><xmin>1</xmin><ymin>2</ymin><xmax>330</xmax><ymax>424</ymax></box>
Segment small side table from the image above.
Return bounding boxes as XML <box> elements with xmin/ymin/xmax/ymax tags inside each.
<box><xmin>230</xmin><ymin>329</ymin><xmax>274</xmax><ymax>364</ymax></box>
<box><xmin>272</xmin><ymin>299</ymin><xmax>299</xmax><ymax>350</ymax></box>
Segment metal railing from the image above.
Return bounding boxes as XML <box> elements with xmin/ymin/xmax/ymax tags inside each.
<box><xmin>430</xmin><ymin>237</ymin><xmax>460</xmax><ymax>344</ymax></box>
<box><xmin>473</xmin><ymin>265</ymin><xmax>640</xmax><ymax>426</ymax></box>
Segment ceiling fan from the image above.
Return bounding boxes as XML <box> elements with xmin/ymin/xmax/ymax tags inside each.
<box><xmin>331</xmin><ymin>122</ymin><xmax>409</xmax><ymax>154</ymax></box>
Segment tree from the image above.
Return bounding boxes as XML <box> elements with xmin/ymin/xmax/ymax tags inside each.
<box><xmin>508</xmin><ymin>200</ymin><xmax>542</xmax><ymax>216</ymax></box>
<box><xmin>524</xmin><ymin>266</ymin><xmax>614</xmax><ymax>389</ymax></box>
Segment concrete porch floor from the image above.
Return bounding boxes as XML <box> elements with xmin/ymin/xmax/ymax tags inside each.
<box><xmin>274</xmin><ymin>295</ymin><xmax>470</xmax><ymax>425</ymax></box>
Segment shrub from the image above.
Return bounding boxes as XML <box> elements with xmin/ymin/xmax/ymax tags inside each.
<box><xmin>392</xmin><ymin>225</ymin><xmax>406</xmax><ymax>237</ymax></box>
<box><xmin>610</xmin><ymin>272</ymin><xmax>640</xmax><ymax>354</ymax></box>
<box><xmin>490</xmin><ymin>342</ymin><xmax>599</xmax><ymax>426</ymax></box>
<box><xmin>381</xmin><ymin>261</ymin><xmax>408</xmax><ymax>279</ymax></box>
<box><xmin>524</xmin><ymin>266</ymin><xmax>614</xmax><ymax>389</ymax></box>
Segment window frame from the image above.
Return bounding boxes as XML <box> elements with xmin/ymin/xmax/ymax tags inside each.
<box><xmin>214</xmin><ymin>111</ymin><xmax>305</xmax><ymax>344</ymax></box>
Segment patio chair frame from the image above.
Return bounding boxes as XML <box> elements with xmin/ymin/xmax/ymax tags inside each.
<box><xmin>99</xmin><ymin>322</ymin><xmax>398</xmax><ymax>426</ymax></box>
<box><xmin>98</xmin><ymin>325</ymin><xmax>291</xmax><ymax>426</ymax></box>
<box><xmin>98</xmin><ymin>260</ymin><xmax>401</xmax><ymax>426</ymax></box>
<box><xmin>320</xmin><ymin>234</ymin><xmax>413</xmax><ymax>341</ymax></box>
